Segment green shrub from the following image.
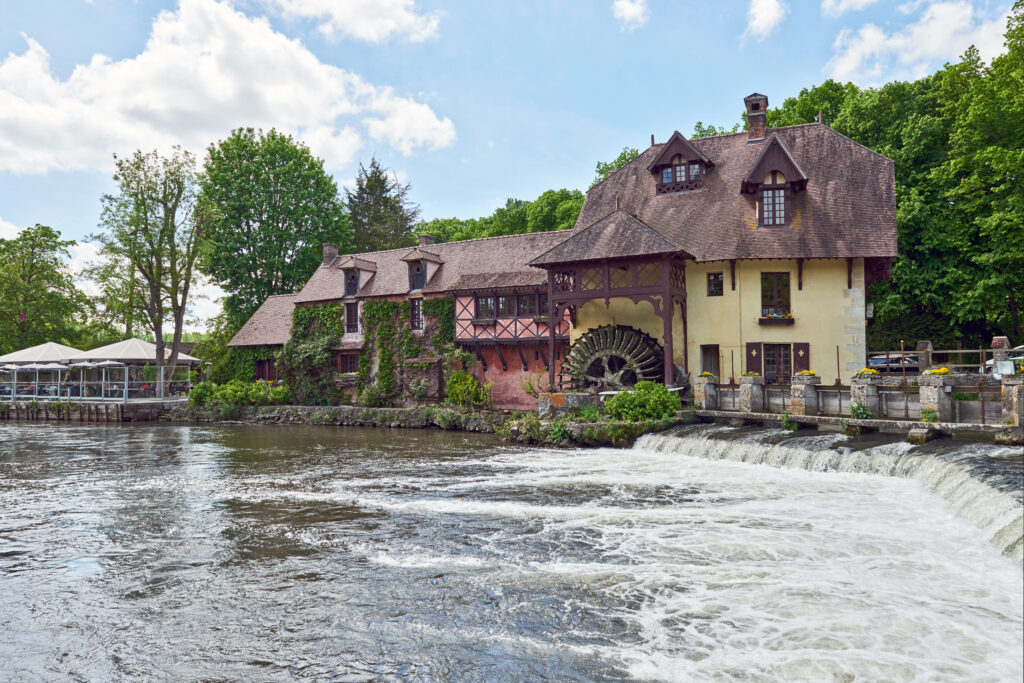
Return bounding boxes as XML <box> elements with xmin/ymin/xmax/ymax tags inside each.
<box><xmin>604</xmin><ymin>381</ymin><xmax>681</xmax><ymax>422</ymax></box>
<box><xmin>212</xmin><ymin>380</ymin><xmax>250</xmax><ymax>406</ymax></box>
<box><xmin>189</xmin><ymin>381</ymin><xmax>217</xmax><ymax>407</ymax></box>
<box><xmin>920</xmin><ymin>408</ymin><xmax>939</xmax><ymax>423</ymax></box>
<box><xmin>850</xmin><ymin>402</ymin><xmax>874</xmax><ymax>419</ymax></box>
<box><xmin>571</xmin><ymin>404</ymin><xmax>601</xmax><ymax>422</ymax></box>
<box><xmin>781</xmin><ymin>410</ymin><xmax>798</xmax><ymax>430</ymax></box>
<box><xmin>410</xmin><ymin>377</ymin><xmax>429</xmax><ymax>400</ymax></box>
<box><xmin>549</xmin><ymin>419</ymin><xmax>569</xmax><ymax>443</ymax></box>
<box><xmin>432</xmin><ymin>407</ymin><xmax>459</xmax><ymax>429</ymax></box>
<box><xmin>445</xmin><ymin>371</ymin><xmax>493</xmax><ymax>409</ymax></box>
<box><xmin>949</xmin><ymin>392</ymin><xmax>979</xmax><ymax>401</ymax></box>
<box><xmin>359</xmin><ymin>383</ymin><xmax>386</xmax><ymax>407</ymax></box>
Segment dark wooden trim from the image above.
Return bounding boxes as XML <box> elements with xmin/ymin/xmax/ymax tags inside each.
<box><xmin>759</xmin><ymin>317</ymin><xmax>795</xmax><ymax>326</ymax></box>
<box><xmin>730</xmin><ymin>260</ymin><xmax>736</xmax><ymax>291</ymax></box>
<box><xmin>474</xmin><ymin>347</ymin><xmax>487</xmax><ymax>372</ymax></box>
<box><xmin>495</xmin><ymin>345</ymin><xmax>507</xmax><ymax>372</ymax></box>
<box><xmin>847</xmin><ymin>258</ymin><xmax>853</xmax><ymax>289</ymax></box>
<box><xmin>516</xmin><ymin>345</ymin><xmax>528</xmax><ymax>371</ymax></box>
<box><xmin>797</xmin><ymin>258</ymin><xmax>803</xmax><ymax>290</ymax></box>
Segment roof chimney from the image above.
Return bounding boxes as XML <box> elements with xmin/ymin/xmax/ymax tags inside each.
<box><xmin>322</xmin><ymin>242</ymin><xmax>338</xmax><ymax>266</ymax></box>
<box><xmin>651</xmin><ymin>133</ymin><xmax>655</xmax><ymax>146</ymax></box>
<box><xmin>818</xmin><ymin>110</ymin><xmax>824</xmax><ymax>124</ymax></box>
<box><xmin>744</xmin><ymin>93</ymin><xmax>769</xmax><ymax>142</ymax></box>
<box><xmin>418</xmin><ymin>234</ymin><xmax>435</xmax><ymax>246</ymax></box>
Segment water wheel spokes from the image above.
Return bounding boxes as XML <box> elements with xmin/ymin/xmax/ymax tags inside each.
<box><xmin>564</xmin><ymin>325</ymin><xmax>664</xmax><ymax>391</ymax></box>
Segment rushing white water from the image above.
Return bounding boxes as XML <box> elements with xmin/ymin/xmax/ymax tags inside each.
<box><xmin>2</xmin><ymin>424</ymin><xmax>1021</xmax><ymax>681</ymax></box>
<box><xmin>637</xmin><ymin>425</ymin><xmax>1024</xmax><ymax>566</ymax></box>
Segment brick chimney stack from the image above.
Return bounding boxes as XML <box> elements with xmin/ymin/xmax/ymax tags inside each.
<box><xmin>322</xmin><ymin>242</ymin><xmax>338</xmax><ymax>265</ymax></box>
<box><xmin>418</xmin><ymin>234</ymin><xmax>436</xmax><ymax>246</ymax></box>
<box><xmin>744</xmin><ymin>93</ymin><xmax>769</xmax><ymax>142</ymax></box>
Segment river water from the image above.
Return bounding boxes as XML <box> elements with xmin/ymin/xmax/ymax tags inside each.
<box><xmin>1</xmin><ymin>422</ymin><xmax>1021</xmax><ymax>681</ymax></box>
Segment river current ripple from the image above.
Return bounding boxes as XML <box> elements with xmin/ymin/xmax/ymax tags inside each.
<box><xmin>1</xmin><ymin>423</ymin><xmax>1021</xmax><ymax>681</ymax></box>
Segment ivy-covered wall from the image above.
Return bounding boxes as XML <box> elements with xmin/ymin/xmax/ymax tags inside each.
<box><xmin>211</xmin><ymin>345</ymin><xmax>278</xmax><ymax>384</ymax></box>
<box><xmin>275</xmin><ymin>302</ymin><xmax>345</xmax><ymax>405</ymax></box>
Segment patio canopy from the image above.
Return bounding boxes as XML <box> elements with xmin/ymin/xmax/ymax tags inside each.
<box><xmin>0</xmin><ymin>342</ymin><xmax>84</xmax><ymax>365</ymax></box>
<box><xmin>68</xmin><ymin>338</ymin><xmax>202</xmax><ymax>366</ymax></box>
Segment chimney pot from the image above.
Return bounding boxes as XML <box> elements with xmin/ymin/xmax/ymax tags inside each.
<box><xmin>651</xmin><ymin>133</ymin><xmax>655</xmax><ymax>146</ymax></box>
<box><xmin>322</xmin><ymin>243</ymin><xmax>338</xmax><ymax>266</ymax></box>
<box><xmin>418</xmin><ymin>234</ymin><xmax>435</xmax><ymax>246</ymax></box>
<box><xmin>818</xmin><ymin>110</ymin><xmax>824</xmax><ymax>124</ymax></box>
<box><xmin>743</xmin><ymin>93</ymin><xmax>769</xmax><ymax>141</ymax></box>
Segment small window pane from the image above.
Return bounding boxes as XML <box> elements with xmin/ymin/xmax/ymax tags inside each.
<box><xmin>518</xmin><ymin>295</ymin><xmax>537</xmax><ymax>317</ymax></box>
<box><xmin>476</xmin><ymin>296</ymin><xmax>495</xmax><ymax>318</ymax></box>
<box><xmin>345</xmin><ymin>302</ymin><xmax>359</xmax><ymax>333</ymax></box>
<box><xmin>674</xmin><ymin>164</ymin><xmax>686</xmax><ymax>182</ymax></box>
<box><xmin>661</xmin><ymin>168</ymin><xmax>672</xmax><ymax>183</ymax></box>
<box><xmin>497</xmin><ymin>295</ymin><xmax>515</xmax><ymax>317</ymax></box>
<box><xmin>339</xmin><ymin>353</ymin><xmax>359</xmax><ymax>373</ymax></box>
<box><xmin>539</xmin><ymin>294</ymin><xmax>549</xmax><ymax>316</ymax></box>
<box><xmin>689</xmin><ymin>163</ymin><xmax>700</xmax><ymax>180</ymax></box>
<box><xmin>706</xmin><ymin>272</ymin><xmax>723</xmax><ymax>297</ymax></box>
<box><xmin>761</xmin><ymin>272</ymin><xmax>791</xmax><ymax>316</ymax></box>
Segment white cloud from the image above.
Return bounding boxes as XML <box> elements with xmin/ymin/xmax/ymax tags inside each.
<box><xmin>0</xmin><ymin>216</ymin><xmax>20</xmax><ymax>239</ymax></box>
<box><xmin>827</xmin><ymin>1</ymin><xmax>1009</xmax><ymax>84</ymax></box>
<box><xmin>612</xmin><ymin>0</ymin><xmax>649</xmax><ymax>30</ymax></box>
<box><xmin>0</xmin><ymin>0</ymin><xmax>455</xmax><ymax>174</ymax></box>
<box><xmin>268</xmin><ymin>0</ymin><xmax>441</xmax><ymax>43</ymax></box>
<box><xmin>746</xmin><ymin>0</ymin><xmax>788</xmax><ymax>41</ymax></box>
<box><xmin>822</xmin><ymin>0</ymin><xmax>880</xmax><ymax>16</ymax></box>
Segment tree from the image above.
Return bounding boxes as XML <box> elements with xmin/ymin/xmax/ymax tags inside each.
<box><xmin>200</xmin><ymin>128</ymin><xmax>351</xmax><ymax>330</ymax></box>
<box><xmin>692</xmin><ymin>121</ymin><xmax>741</xmax><ymax>138</ymax></box>
<box><xmin>345</xmin><ymin>157</ymin><xmax>420</xmax><ymax>252</ymax></box>
<box><xmin>591</xmin><ymin>146</ymin><xmax>639</xmax><ymax>187</ymax></box>
<box><xmin>92</xmin><ymin>147</ymin><xmax>208</xmax><ymax>390</ymax></box>
<box><xmin>0</xmin><ymin>225</ymin><xmax>88</xmax><ymax>354</ymax></box>
<box><xmin>766</xmin><ymin>79</ymin><xmax>860</xmax><ymax>127</ymax></box>
<box><xmin>81</xmin><ymin>247</ymin><xmax>150</xmax><ymax>340</ymax></box>
<box><xmin>415</xmin><ymin>189</ymin><xmax>584</xmax><ymax>244</ymax></box>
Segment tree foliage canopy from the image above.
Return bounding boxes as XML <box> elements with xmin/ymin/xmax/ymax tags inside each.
<box><xmin>416</xmin><ymin>188</ymin><xmax>584</xmax><ymax>244</ymax></box>
<box><xmin>591</xmin><ymin>146</ymin><xmax>640</xmax><ymax>187</ymax></box>
<box><xmin>0</xmin><ymin>224</ymin><xmax>88</xmax><ymax>354</ymax></box>
<box><xmin>345</xmin><ymin>157</ymin><xmax>421</xmax><ymax>253</ymax></box>
<box><xmin>200</xmin><ymin>128</ymin><xmax>351</xmax><ymax>330</ymax></box>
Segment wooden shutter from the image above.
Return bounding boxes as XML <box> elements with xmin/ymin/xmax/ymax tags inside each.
<box><xmin>745</xmin><ymin>342</ymin><xmax>762</xmax><ymax>376</ymax></box>
<box><xmin>793</xmin><ymin>343</ymin><xmax>810</xmax><ymax>372</ymax></box>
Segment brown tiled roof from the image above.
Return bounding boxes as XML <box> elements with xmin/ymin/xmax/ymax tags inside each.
<box><xmin>295</xmin><ymin>230</ymin><xmax>570</xmax><ymax>303</ymax></box>
<box><xmin>529</xmin><ymin>209</ymin><xmax>680</xmax><ymax>266</ymax></box>
<box><xmin>400</xmin><ymin>246</ymin><xmax>443</xmax><ymax>263</ymax></box>
<box><xmin>449</xmin><ymin>272</ymin><xmax>546</xmax><ymax>291</ymax></box>
<box><xmin>580</xmin><ymin>123</ymin><xmax>897</xmax><ymax>262</ymax></box>
<box><xmin>227</xmin><ymin>294</ymin><xmax>297</xmax><ymax>347</ymax></box>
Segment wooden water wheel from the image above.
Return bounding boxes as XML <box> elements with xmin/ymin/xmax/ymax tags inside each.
<box><xmin>562</xmin><ymin>325</ymin><xmax>663</xmax><ymax>391</ymax></box>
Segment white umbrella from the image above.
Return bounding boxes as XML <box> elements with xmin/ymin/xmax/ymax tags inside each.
<box><xmin>95</xmin><ymin>360</ymin><xmax>126</xmax><ymax>367</ymax></box>
<box><xmin>69</xmin><ymin>362</ymin><xmax>97</xmax><ymax>368</ymax></box>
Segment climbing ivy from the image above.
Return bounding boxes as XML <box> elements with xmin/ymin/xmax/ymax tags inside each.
<box><xmin>422</xmin><ymin>297</ymin><xmax>455</xmax><ymax>347</ymax></box>
<box><xmin>210</xmin><ymin>346</ymin><xmax>278</xmax><ymax>384</ymax></box>
<box><xmin>276</xmin><ymin>303</ymin><xmax>344</xmax><ymax>405</ymax></box>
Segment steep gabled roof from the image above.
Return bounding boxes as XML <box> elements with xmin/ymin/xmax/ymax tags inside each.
<box><xmin>399</xmin><ymin>246</ymin><xmax>444</xmax><ymax>263</ymax></box>
<box><xmin>741</xmin><ymin>133</ymin><xmax>807</xmax><ymax>193</ymax></box>
<box><xmin>335</xmin><ymin>255</ymin><xmax>377</xmax><ymax>271</ymax></box>
<box><xmin>647</xmin><ymin>130</ymin><xmax>713</xmax><ymax>170</ymax></box>
<box><xmin>227</xmin><ymin>294</ymin><xmax>297</xmax><ymax>347</ymax></box>
<box><xmin>576</xmin><ymin>123</ymin><xmax>897</xmax><ymax>262</ymax></box>
<box><xmin>529</xmin><ymin>210</ymin><xmax>681</xmax><ymax>266</ymax></box>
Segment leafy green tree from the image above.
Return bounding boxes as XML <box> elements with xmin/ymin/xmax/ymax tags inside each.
<box><xmin>0</xmin><ymin>224</ymin><xmax>89</xmax><ymax>354</ymax></box>
<box><xmin>81</xmin><ymin>247</ymin><xmax>151</xmax><ymax>340</ymax></box>
<box><xmin>591</xmin><ymin>146</ymin><xmax>639</xmax><ymax>187</ymax></box>
<box><xmin>766</xmin><ymin>80</ymin><xmax>860</xmax><ymax>127</ymax></box>
<box><xmin>346</xmin><ymin>157</ymin><xmax>421</xmax><ymax>252</ymax></box>
<box><xmin>692</xmin><ymin>121</ymin><xmax>741</xmax><ymax>138</ymax></box>
<box><xmin>200</xmin><ymin>128</ymin><xmax>351</xmax><ymax>329</ymax></box>
<box><xmin>92</xmin><ymin>147</ymin><xmax>207</xmax><ymax>385</ymax></box>
<box><xmin>416</xmin><ymin>189</ymin><xmax>583</xmax><ymax>244</ymax></box>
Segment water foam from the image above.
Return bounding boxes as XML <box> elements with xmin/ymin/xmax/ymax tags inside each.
<box><xmin>635</xmin><ymin>427</ymin><xmax>1024</xmax><ymax>565</ymax></box>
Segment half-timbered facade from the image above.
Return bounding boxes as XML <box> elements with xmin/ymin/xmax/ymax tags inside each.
<box><xmin>229</xmin><ymin>92</ymin><xmax>897</xmax><ymax>407</ymax></box>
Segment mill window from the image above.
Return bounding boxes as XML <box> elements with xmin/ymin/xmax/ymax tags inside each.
<box><xmin>476</xmin><ymin>295</ymin><xmax>496</xmax><ymax>319</ymax></box>
<box><xmin>345</xmin><ymin>302</ymin><xmax>359</xmax><ymax>334</ymax></box>
<box><xmin>497</xmin><ymin>295</ymin><xmax>516</xmax><ymax>318</ymax></box>
<box><xmin>518</xmin><ymin>294</ymin><xmax>537</xmax><ymax>317</ymax></box>
<box><xmin>661</xmin><ymin>167</ymin><xmax>672</xmax><ymax>184</ymax></box>
<box><xmin>539</xmin><ymin>294</ymin><xmax>549</xmax><ymax>316</ymax></box>
<box><xmin>344</xmin><ymin>270</ymin><xmax>358</xmax><ymax>297</ymax></box>
<box><xmin>337</xmin><ymin>353</ymin><xmax>359</xmax><ymax>374</ymax></box>
<box><xmin>763</xmin><ymin>344</ymin><xmax>792</xmax><ymax>385</ymax></box>
<box><xmin>761</xmin><ymin>272</ymin><xmax>791</xmax><ymax>316</ymax></box>
<box><xmin>707</xmin><ymin>272</ymin><xmax>724</xmax><ymax>297</ymax></box>
<box><xmin>410</xmin><ymin>299</ymin><xmax>423</xmax><ymax>330</ymax></box>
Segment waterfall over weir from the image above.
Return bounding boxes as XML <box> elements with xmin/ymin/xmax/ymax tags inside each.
<box><xmin>635</xmin><ymin>425</ymin><xmax>1024</xmax><ymax>565</ymax></box>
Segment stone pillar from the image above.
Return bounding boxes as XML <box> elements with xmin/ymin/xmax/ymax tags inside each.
<box><xmin>790</xmin><ymin>374</ymin><xmax>821</xmax><ymax>416</ymax></box>
<box><xmin>850</xmin><ymin>374</ymin><xmax>882</xmax><ymax>418</ymax></box>
<box><xmin>916</xmin><ymin>340</ymin><xmax>933</xmax><ymax>372</ymax></box>
<box><xmin>1002</xmin><ymin>375</ymin><xmax>1023</xmax><ymax>427</ymax></box>
<box><xmin>918</xmin><ymin>373</ymin><xmax>961</xmax><ymax>423</ymax></box>
<box><xmin>738</xmin><ymin>375</ymin><xmax>764</xmax><ymax>413</ymax></box>
<box><xmin>991</xmin><ymin>336</ymin><xmax>1012</xmax><ymax>363</ymax></box>
<box><xmin>693</xmin><ymin>376</ymin><xmax>718</xmax><ymax>410</ymax></box>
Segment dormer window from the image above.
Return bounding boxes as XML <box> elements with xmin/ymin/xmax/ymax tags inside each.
<box><xmin>647</xmin><ymin>131</ymin><xmax>713</xmax><ymax>196</ymax></box>
<box><xmin>760</xmin><ymin>171</ymin><xmax>787</xmax><ymax>227</ymax></box>
<box><xmin>344</xmin><ymin>269</ymin><xmax>358</xmax><ymax>297</ymax></box>
<box><xmin>409</xmin><ymin>260</ymin><xmax>426</xmax><ymax>290</ymax></box>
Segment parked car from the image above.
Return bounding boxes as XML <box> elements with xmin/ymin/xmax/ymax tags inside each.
<box><xmin>867</xmin><ymin>352</ymin><xmax>920</xmax><ymax>371</ymax></box>
<box><xmin>983</xmin><ymin>345</ymin><xmax>1024</xmax><ymax>373</ymax></box>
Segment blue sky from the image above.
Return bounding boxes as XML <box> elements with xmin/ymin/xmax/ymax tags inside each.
<box><xmin>0</xmin><ymin>0</ymin><xmax>1011</xmax><ymax>283</ymax></box>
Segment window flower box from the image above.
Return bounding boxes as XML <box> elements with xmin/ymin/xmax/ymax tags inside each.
<box><xmin>758</xmin><ymin>316</ymin><xmax>794</xmax><ymax>325</ymax></box>
<box><xmin>471</xmin><ymin>318</ymin><xmax>496</xmax><ymax>326</ymax></box>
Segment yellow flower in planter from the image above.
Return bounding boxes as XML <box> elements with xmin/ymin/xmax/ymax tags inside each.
<box><xmin>855</xmin><ymin>368</ymin><xmax>879</xmax><ymax>376</ymax></box>
<box><xmin>699</xmin><ymin>371</ymin><xmax>713</xmax><ymax>377</ymax></box>
<box><xmin>795</xmin><ymin>369</ymin><xmax>816</xmax><ymax>376</ymax></box>
<box><xmin>925</xmin><ymin>367</ymin><xmax>950</xmax><ymax>375</ymax></box>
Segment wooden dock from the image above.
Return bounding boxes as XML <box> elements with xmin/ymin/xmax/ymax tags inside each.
<box><xmin>0</xmin><ymin>400</ymin><xmax>181</xmax><ymax>423</ymax></box>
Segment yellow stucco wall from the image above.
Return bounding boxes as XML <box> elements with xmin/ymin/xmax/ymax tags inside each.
<box><xmin>685</xmin><ymin>258</ymin><xmax>864</xmax><ymax>384</ymax></box>
<box><xmin>568</xmin><ymin>258</ymin><xmax>865</xmax><ymax>385</ymax></box>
